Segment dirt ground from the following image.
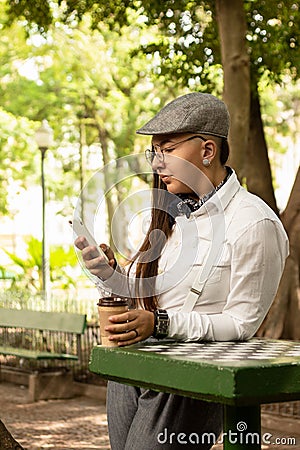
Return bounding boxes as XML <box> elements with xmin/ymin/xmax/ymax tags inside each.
<box><xmin>1</xmin><ymin>381</ymin><xmax>300</xmax><ymax>450</ymax></box>
<box><xmin>0</xmin><ymin>382</ymin><xmax>110</xmax><ymax>450</ymax></box>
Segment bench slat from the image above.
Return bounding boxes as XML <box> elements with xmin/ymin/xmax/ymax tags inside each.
<box><xmin>0</xmin><ymin>308</ymin><xmax>86</xmax><ymax>334</ymax></box>
<box><xmin>0</xmin><ymin>346</ymin><xmax>78</xmax><ymax>360</ymax></box>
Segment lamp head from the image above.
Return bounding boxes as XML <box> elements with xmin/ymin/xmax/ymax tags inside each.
<box><xmin>35</xmin><ymin>120</ymin><xmax>53</xmax><ymax>149</ymax></box>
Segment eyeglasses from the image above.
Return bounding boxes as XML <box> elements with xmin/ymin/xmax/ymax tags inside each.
<box><xmin>145</xmin><ymin>135</ymin><xmax>207</xmax><ymax>165</ymax></box>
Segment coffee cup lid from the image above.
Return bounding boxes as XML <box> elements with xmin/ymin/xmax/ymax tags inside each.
<box><xmin>97</xmin><ymin>297</ymin><xmax>128</xmax><ymax>307</ymax></box>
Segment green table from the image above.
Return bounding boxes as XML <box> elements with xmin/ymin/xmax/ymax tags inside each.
<box><xmin>89</xmin><ymin>338</ymin><xmax>300</xmax><ymax>449</ymax></box>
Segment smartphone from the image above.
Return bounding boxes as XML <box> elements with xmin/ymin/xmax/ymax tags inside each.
<box><xmin>71</xmin><ymin>217</ymin><xmax>109</xmax><ymax>261</ymax></box>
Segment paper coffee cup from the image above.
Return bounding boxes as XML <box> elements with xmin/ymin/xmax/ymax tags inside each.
<box><xmin>97</xmin><ymin>297</ymin><xmax>128</xmax><ymax>347</ymax></box>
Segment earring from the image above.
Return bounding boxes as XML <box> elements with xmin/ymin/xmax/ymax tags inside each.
<box><xmin>203</xmin><ymin>158</ymin><xmax>211</xmax><ymax>167</ymax></box>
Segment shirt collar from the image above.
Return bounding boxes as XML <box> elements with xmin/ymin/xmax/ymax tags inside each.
<box><xmin>190</xmin><ymin>168</ymin><xmax>241</xmax><ymax>217</ymax></box>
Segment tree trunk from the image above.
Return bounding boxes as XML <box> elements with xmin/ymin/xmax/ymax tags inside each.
<box><xmin>79</xmin><ymin>119</ymin><xmax>87</xmax><ymax>222</ymax></box>
<box><xmin>0</xmin><ymin>420</ymin><xmax>24</xmax><ymax>449</ymax></box>
<box><xmin>114</xmin><ymin>157</ymin><xmax>132</xmax><ymax>258</ymax></box>
<box><xmin>97</xmin><ymin>127</ymin><xmax>117</xmax><ymax>253</ymax></box>
<box><xmin>245</xmin><ymin>85</ymin><xmax>278</xmax><ymax>214</ymax></box>
<box><xmin>257</xmin><ymin>167</ymin><xmax>300</xmax><ymax>339</ymax></box>
<box><xmin>281</xmin><ymin>166</ymin><xmax>300</xmax><ymax>233</ymax></box>
<box><xmin>281</xmin><ymin>166</ymin><xmax>300</xmax><ymax>339</ymax></box>
<box><xmin>215</xmin><ymin>0</ymin><xmax>250</xmax><ymax>178</ymax></box>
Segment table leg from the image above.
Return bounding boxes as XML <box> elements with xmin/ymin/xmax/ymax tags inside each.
<box><xmin>223</xmin><ymin>404</ymin><xmax>261</xmax><ymax>450</ymax></box>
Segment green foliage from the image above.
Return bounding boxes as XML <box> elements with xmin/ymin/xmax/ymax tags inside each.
<box><xmin>1</xmin><ymin>0</ymin><xmax>299</xmax><ymax>241</ymax></box>
<box><xmin>244</xmin><ymin>1</ymin><xmax>300</xmax><ymax>86</ymax></box>
<box><xmin>260</xmin><ymin>76</ymin><xmax>300</xmax><ymax>157</ymax></box>
<box><xmin>50</xmin><ymin>244</ymin><xmax>78</xmax><ymax>289</ymax></box>
<box><xmin>5</xmin><ymin>0</ymin><xmax>53</xmax><ymax>32</ymax></box>
<box><xmin>3</xmin><ymin>236</ymin><xmax>42</xmax><ymax>291</ymax></box>
<box><xmin>2</xmin><ymin>236</ymin><xmax>78</xmax><ymax>292</ymax></box>
<box><xmin>3</xmin><ymin>1</ymin><xmax>299</xmax><ymax>88</ymax></box>
<box><xmin>133</xmin><ymin>0</ymin><xmax>300</xmax><ymax>89</ymax></box>
<box><xmin>58</xmin><ymin>0</ymin><xmax>132</xmax><ymax>30</ymax></box>
<box><xmin>7</xmin><ymin>1</ymin><xmax>298</xmax><ymax>90</ymax></box>
<box><xmin>1</xmin><ymin>2</ymin><xmax>167</xmax><ymax>225</ymax></box>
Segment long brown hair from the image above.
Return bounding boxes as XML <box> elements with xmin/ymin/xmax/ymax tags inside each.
<box><xmin>128</xmin><ymin>173</ymin><xmax>173</xmax><ymax>311</ymax></box>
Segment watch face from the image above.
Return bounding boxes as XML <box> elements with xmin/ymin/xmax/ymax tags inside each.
<box><xmin>155</xmin><ymin>310</ymin><xmax>169</xmax><ymax>338</ymax></box>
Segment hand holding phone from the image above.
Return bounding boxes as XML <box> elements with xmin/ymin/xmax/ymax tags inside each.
<box><xmin>71</xmin><ymin>217</ymin><xmax>109</xmax><ymax>262</ymax></box>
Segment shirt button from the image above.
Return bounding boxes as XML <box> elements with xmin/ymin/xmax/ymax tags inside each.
<box><xmin>158</xmin><ymin>268</ymin><xmax>164</xmax><ymax>274</ymax></box>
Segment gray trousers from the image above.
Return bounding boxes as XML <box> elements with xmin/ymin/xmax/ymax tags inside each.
<box><xmin>107</xmin><ymin>381</ymin><xmax>223</xmax><ymax>450</ymax></box>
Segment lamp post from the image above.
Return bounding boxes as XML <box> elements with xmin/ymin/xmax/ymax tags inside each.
<box><xmin>35</xmin><ymin>120</ymin><xmax>53</xmax><ymax>308</ymax></box>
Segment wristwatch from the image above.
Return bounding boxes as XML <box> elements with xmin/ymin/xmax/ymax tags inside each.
<box><xmin>153</xmin><ymin>309</ymin><xmax>169</xmax><ymax>339</ymax></box>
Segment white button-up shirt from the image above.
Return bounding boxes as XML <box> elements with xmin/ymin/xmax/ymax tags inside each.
<box><xmin>99</xmin><ymin>170</ymin><xmax>289</xmax><ymax>342</ymax></box>
<box><xmin>157</xmin><ymin>170</ymin><xmax>289</xmax><ymax>341</ymax></box>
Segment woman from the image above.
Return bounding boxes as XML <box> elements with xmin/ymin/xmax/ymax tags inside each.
<box><xmin>75</xmin><ymin>93</ymin><xmax>289</xmax><ymax>449</ymax></box>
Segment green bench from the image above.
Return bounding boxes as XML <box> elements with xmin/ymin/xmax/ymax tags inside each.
<box><xmin>0</xmin><ymin>308</ymin><xmax>87</xmax><ymax>401</ymax></box>
<box><xmin>89</xmin><ymin>338</ymin><xmax>300</xmax><ymax>450</ymax></box>
<box><xmin>0</xmin><ymin>308</ymin><xmax>87</xmax><ymax>362</ymax></box>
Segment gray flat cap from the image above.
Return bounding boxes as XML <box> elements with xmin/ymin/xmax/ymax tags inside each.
<box><xmin>136</xmin><ymin>92</ymin><xmax>229</xmax><ymax>138</ymax></box>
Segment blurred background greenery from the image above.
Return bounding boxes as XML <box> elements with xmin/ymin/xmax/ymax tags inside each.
<box><xmin>0</xmin><ymin>1</ymin><xmax>299</xmax><ymax>334</ymax></box>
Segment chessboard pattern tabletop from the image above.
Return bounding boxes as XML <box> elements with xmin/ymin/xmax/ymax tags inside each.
<box><xmin>89</xmin><ymin>338</ymin><xmax>300</xmax><ymax>406</ymax></box>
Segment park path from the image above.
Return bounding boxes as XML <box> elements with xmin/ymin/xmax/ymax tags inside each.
<box><xmin>0</xmin><ymin>382</ymin><xmax>110</xmax><ymax>449</ymax></box>
<box><xmin>1</xmin><ymin>381</ymin><xmax>299</xmax><ymax>449</ymax></box>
